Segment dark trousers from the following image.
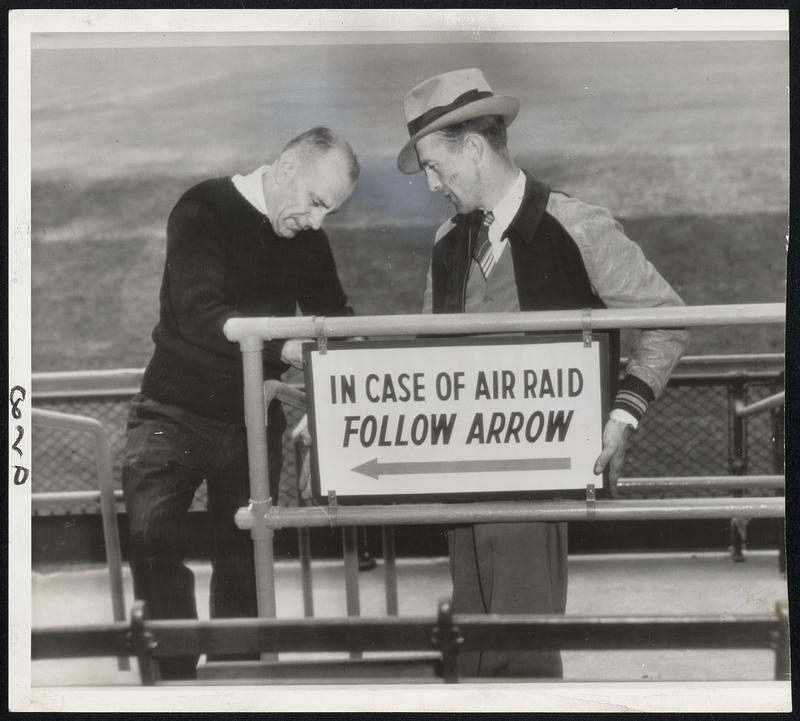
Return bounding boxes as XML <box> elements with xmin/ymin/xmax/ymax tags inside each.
<box><xmin>448</xmin><ymin>521</ymin><xmax>568</xmax><ymax>678</ymax></box>
<box><xmin>121</xmin><ymin>393</ymin><xmax>283</xmax><ymax>680</ymax></box>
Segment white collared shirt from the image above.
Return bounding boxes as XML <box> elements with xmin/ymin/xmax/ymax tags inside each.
<box><xmin>484</xmin><ymin>169</ymin><xmax>526</xmax><ymax>264</ymax></box>
<box><xmin>231</xmin><ymin>164</ymin><xmax>271</xmax><ymax>219</ymax></box>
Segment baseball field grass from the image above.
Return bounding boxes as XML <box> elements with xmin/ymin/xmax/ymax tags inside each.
<box><xmin>31</xmin><ymin>211</ymin><xmax>787</xmax><ymax>372</ymax></box>
<box><xmin>28</xmin><ymin>40</ymin><xmax>788</xmax><ymax>372</ymax></box>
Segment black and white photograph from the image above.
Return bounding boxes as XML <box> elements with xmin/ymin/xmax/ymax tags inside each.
<box><xmin>9</xmin><ymin>8</ymin><xmax>791</xmax><ymax>713</ymax></box>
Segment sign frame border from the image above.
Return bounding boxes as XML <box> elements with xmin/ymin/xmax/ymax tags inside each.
<box><xmin>302</xmin><ymin>332</ymin><xmax>612</xmax><ymax>505</ymax></box>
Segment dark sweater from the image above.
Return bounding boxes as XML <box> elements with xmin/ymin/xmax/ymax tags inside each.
<box><xmin>142</xmin><ymin>177</ymin><xmax>353</xmax><ymax>424</ymax></box>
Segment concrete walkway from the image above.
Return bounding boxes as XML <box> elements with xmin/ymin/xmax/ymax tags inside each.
<box><xmin>31</xmin><ymin>550</ymin><xmax>787</xmax><ymax>686</ymax></box>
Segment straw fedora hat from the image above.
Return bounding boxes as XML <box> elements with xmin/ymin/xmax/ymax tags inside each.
<box><xmin>397</xmin><ymin>68</ymin><xmax>519</xmax><ymax>174</ymax></box>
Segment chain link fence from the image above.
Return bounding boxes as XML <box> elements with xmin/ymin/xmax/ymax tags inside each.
<box><xmin>620</xmin><ymin>379</ymin><xmax>782</xmax><ymax>499</ymax></box>
<box><xmin>31</xmin><ymin>364</ymin><xmax>783</xmax><ymax>515</ymax></box>
<box><xmin>30</xmin><ymin>396</ymin><xmax>307</xmax><ymax>515</ymax></box>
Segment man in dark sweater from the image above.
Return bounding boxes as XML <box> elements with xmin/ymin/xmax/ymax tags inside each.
<box><xmin>397</xmin><ymin>69</ymin><xmax>689</xmax><ymax>678</ymax></box>
<box><xmin>122</xmin><ymin>127</ymin><xmax>359</xmax><ymax>679</ymax></box>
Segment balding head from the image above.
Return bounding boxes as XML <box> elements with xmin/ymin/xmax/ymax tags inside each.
<box><xmin>281</xmin><ymin>126</ymin><xmax>360</xmax><ymax>185</ymax></box>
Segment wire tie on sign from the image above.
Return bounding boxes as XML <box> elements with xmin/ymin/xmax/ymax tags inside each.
<box><xmin>323</xmin><ymin>490</ymin><xmax>338</xmax><ymax>528</ymax></box>
<box><xmin>585</xmin><ymin>483</ymin><xmax>596</xmax><ymax>518</ymax></box>
<box><xmin>313</xmin><ymin>316</ymin><xmax>328</xmax><ymax>355</ymax></box>
<box><xmin>309</xmin><ymin>494</ymin><xmax>334</xmax><ymax>527</ymax></box>
<box><xmin>581</xmin><ymin>308</ymin><xmax>593</xmax><ymax>348</ymax></box>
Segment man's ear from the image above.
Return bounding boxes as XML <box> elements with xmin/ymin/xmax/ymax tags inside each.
<box><xmin>273</xmin><ymin>150</ymin><xmax>296</xmax><ymax>184</ymax></box>
<box><xmin>463</xmin><ymin>133</ymin><xmax>484</xmax><ymax>165</ymax></box>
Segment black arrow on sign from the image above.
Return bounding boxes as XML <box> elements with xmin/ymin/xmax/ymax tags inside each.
<box><xmin>351</xmin><ymin>457</ymin><xmax>571</xmax><ymax>479</ymax></box>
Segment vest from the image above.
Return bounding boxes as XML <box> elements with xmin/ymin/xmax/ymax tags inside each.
<box><xmin>430</xmin><ymin>173</ymin><xmax>620</xmax><ymax>392</ymax></box>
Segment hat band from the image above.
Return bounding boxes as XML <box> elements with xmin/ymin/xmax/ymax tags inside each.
<box><xmin>407</xmin><ymin>88</ymin><xmax>493</xmax><ymax>137</ymax></box>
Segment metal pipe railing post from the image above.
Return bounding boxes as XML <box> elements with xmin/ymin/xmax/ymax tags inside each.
<box><xmin>728</xmin><ymin>381</ymin><xmax>749</xmax><ymax>562</ymax></box>
<box><xmin>92</xmin><ymin>421</ymin><xmax>129</xmax><ymax>671</ymax></box>
<box><xmin>342</xmin><ymin>527</ymin><xmax>362</xmax><ymax>659</ymax></box>
<box><xmin>773</xmin><ymin>601</ymin><xmax>791</xmax><ymax>680</ymax></box>
<box><xmin>293</xmin><ymin>437</ymin><xmax>315</xmax><ymax>617</ymax></box>
<box><xmin>433</xmin><ymin>600</ymin><xmax>462</xmax><ymax>683</ymax></box>
<box><xmin>342</xmin><ymin>527</ymin><xmax>362</xmax><ymax>616</ymax></box>
<box><xmin>382</xmin><ymin>526</ymin><xmax>399</xmax><ymax>616</ymax></box>
<box><xmin>237</xmin><ymin>338</ymin><xmax>277</xmax><ymax>625</ymax></box>
<box><xmin>297</xmin><ymin>528</ymin><xmax>314</xmax><ymax>618</ymax></box>
<box><xmin>126</xmin><ymin>601</ymin><xmax>159</xmax><ymax>685</ymax></box>
<box><xmin>769</xmin><ymin>373</ymin><xmax>786</xmax><ymax>575</ymax></box>
<box><xmin>32</xmin><ymin>408</ymin><xmax>129</xmax><ymax>671</ymax></box>
<box><xmin>359</xmin><ymin>526</ymin><xmax>376</xmax><ymax>570</ymax></box>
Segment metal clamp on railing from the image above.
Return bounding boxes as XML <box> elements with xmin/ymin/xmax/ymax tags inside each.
<box><xmin>429</xmin><ymin>600</ymin><xmax>464</xmax><ymax>683</ymax></box>
<box><xmin>313</xmin><ymin>316</ymin><xmax>328</xmax><ymax>355</ymax></box>
<box><xmin>586</xmin><ymin>483</ymin><xmax>597</xmax><ymax>518</ymax></box>
<box><xmin>235</xmin><ymin>498</ymin><xmax>274</xmax><ymax>539</ymax></box>
<box><xmin>582</xmin><ymin>308</ymin><xmax>593</xmax><ymax>347</ymax></box>
<box><xmin>125</xmin><ymin>601</ymin><xmax>159</xmax><ymax>685</ymax></box>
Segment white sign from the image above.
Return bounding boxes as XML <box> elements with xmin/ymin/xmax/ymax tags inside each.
<box><xmin>304</xmin><ymin>335</ymin><xmax>609</xmax><ymax>502</ymax></box>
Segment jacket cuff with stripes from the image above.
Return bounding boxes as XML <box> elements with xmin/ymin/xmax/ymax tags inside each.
<box><xmin>612</xmin><ymin>374</ymin><xmax>656</xmax><ymax>426</ymax></box>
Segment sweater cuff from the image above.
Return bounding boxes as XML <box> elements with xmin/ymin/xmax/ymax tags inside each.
<box><xmin>609</xmin><ymin>408</ymin><xmax>640</xmax><ymax>429</ymax></box>
<box><xmin>612</xmin><ymin>375</ymin><xmax>656</xmax><ymax>425</ymax></box>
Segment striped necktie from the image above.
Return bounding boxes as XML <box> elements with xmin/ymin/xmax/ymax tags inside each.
<box><xmin>473</xmin><ymin>210</ymin><xmax>496</xmax><ymax>279</ymax></box>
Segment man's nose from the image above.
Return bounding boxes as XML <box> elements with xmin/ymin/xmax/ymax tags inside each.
<box><xmin>424</xmin><ymin>168</ymin><xmax>440</xmax><ymax>192</ymax></box>
<box><xmin>308</xmin><ymin>208</ymin><xmax>326</xmax><ymax>230</ymax></box>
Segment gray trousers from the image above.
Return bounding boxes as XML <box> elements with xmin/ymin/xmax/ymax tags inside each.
<box><xmin>448</xmin><ymin>521</ymin><xmax>568</xmax><ymax>678</ymax></box>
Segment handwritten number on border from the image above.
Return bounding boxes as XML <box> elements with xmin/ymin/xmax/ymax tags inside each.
<box><xmin>10</xmin><ymin>385</ymin><xmax>26</xmax><ymax>419</ymax></box>
<box><xmin>9</xmin><ymin>385</ymin><xmax>29</xmax><ymax>486</ymax></box>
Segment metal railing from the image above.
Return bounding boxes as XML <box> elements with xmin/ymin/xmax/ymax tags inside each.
<box><xmin>31</xmin><ymin>598</ymin><xmax>790</xmax><ymax>685</ymax></box>
<box><xmin>27</xmin><ymin>304</ymin><xmax>787</xmax><ymax>683</ymax></box>
<box><xmin>735</xmin><ymin>392</ymin><xmax>785</xmax><ymax>418</ymax></box>
<box><xmin>32</xmin><ymin>368</ymin><xmax>143</xmax><ymax>399</ymax></box>
<box><xmin>29</xmin><ymin>337</ymin><xmax>785</xmax><ymax>530</ymax></box>
<box><xmin>730</xmin><ymin>383</ymin><xmax>786</xmax><ymax>567</ymax></box>
<box><xmin>30</xmin><ymin>408</ymin><xmax>129</xmax><ymax>670</ymax></box>
<box><xmin>223</xmin><ymin>303</ymin><xmax>783</xmax><ymax>342</ymax></box>
<box><xmin>29</xmin><ymin>353</ymin><xmax>786</xmax><ymax>512</ymax></box>
<box><xmin>223</xmin><ymin>304</ymin><xmax>786</xmax><ymax>622</ymax></box>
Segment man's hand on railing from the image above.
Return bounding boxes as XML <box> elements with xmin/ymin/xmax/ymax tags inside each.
<box><xmin>280</xmin><ymin>338</ymin><xmax>315</xmax><ymax>369</ymax></box>
<box><xmin>593</xmin><ymin>418</ymin><xmax>633</xmax><ymax>493</ymax></box>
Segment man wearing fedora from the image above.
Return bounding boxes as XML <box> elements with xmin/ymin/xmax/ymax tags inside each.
<box><xmin>398</xmin><ymin>68</ymin><xmax>689</xmax><ymax>678</ymax></box>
